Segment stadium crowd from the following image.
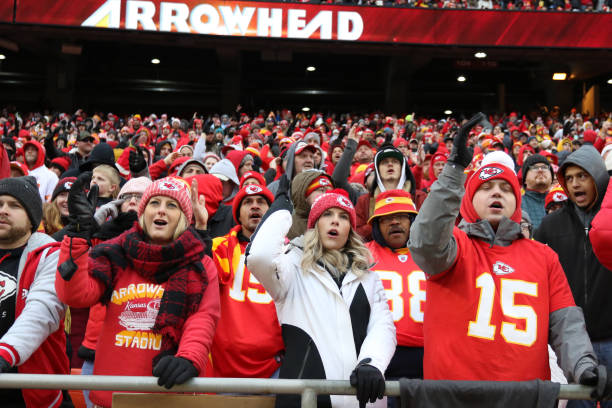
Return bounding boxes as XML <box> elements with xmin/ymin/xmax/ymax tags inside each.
<box><xmin>0</xmin><ymin>105</ymin><xmax>611</xmax><ymax>408</ymax></box>
<box><xmin>296</xmin><ymin>0</ymin><xmax>612</xmax><ymax>12</ymax></box>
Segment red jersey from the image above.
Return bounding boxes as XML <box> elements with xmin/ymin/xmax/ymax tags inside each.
<box><xmin>211</xmin><ymin>226</ymin><xmax>283</xmax><ymax>378</ymax></box>
<box><xmin>366</xmin><ymin>242</ymin><xmax>425</xmax><ymax>347</ymax></box>
<box><xmin>424</xmin><ymin>228</ymin><xmax>575</xmax><ymax>381</ymax></box>
<box><xmin>92</xmin><ymin>274</ymin><xmax>166</xmax><ymax>407</ymax></box>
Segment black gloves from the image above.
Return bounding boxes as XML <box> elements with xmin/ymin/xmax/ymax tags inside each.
<box><xmin>60</xmin><ymin>172</ymin><xmax>99</xmax><ymax>280</ymax></box>
<box><xmin>66</xmin><ymin>172</ymin><xmax>99</xmax><ymax>240</ymax></box>
<box><xmin>0</xmin><ymin>356</ymin><xmax>11</xmax><ymax>373</ymax></box>
<box><xmin>129</xmin><ymin>146</ymin><xmax>147</xmax><ymax>174</ymax></box>
<box><xmin>579</xmin><ymin>365</ymin><xmax>599</xmax><ymax>386</ymax></box>
<box><xmin>580</xmin><ymin>365</ymin><xmax>612</xmax><ymax>401</ymax></box>
<box><xmin>152</xmin><ymin>356</ymin><xmax>198</xmax><ymax>389</ymax></box>
<box><xmin>448</xmin><ymin>112</ymin><xmax>487</xmax><ymax>168</ymax></box>
<box><xmin>350</xmin><ymin>358</ymin><xmax>385</xmax><ymax>408</ymax></box>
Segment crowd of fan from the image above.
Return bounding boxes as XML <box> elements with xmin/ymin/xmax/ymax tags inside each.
<box><xmin>298</xmin><ymin>0</ymin><xmax>612</xmax><ymax>12</ymax></box>
<box><xmin>0</xmin><ymin>104</ymin><xmax>612</xmax><ymax>408</ymax></box>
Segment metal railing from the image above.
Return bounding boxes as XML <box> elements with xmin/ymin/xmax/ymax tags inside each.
<box><xmin>0</xmin><ymin>374</ymin><xmax>598</xmax><ymax>408</ymax></box>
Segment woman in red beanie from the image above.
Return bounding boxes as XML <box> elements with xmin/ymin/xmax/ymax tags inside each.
<box><xmin>247</xmin><ymin>183</ymin><xmax>395</xmax><ymax>408</ymax></box>
<box><xmin>55</xmin><ymin>175</ymin><xmax>219</xmax><ymax>408</ymax></box>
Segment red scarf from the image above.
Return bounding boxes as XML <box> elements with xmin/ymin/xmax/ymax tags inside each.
<box><xmin>90</xmin><ymin>224</ymin><xmax>208</xmax><ymax>360</ymax></box>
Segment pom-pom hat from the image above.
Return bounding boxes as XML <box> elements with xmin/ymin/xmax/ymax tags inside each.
<box><xmin>138</xmin><ymin>177</ymin><xmax>193</xmax><ymax>222</ymax></box>
<box><xmin>307</xmin><ymin>189</ymin><xmax>356</xmax><ymax>229</ymax></box>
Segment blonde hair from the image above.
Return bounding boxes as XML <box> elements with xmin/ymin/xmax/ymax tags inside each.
<box><xmin>138</xmin><ymin>204</ymin><xmax>189</xmax><ymax>243</ymax></box>
<box><xmin>42</xmin><ymin>201</ymin><xmax>63</xmax><ymax>235</ymax></box>
<box><xmin>301</xmin><ymin>226</ymin><xmax>371</xmax><ymax>278</ymax></box>
<box><xmin>93</xmin><ymin>164</ymin><xmax>120</xmax><ymax>198</ymax></box>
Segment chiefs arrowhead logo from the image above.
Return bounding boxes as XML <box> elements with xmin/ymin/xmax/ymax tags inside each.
<box><xmin>492</xmin><ymin>261</ymin><xmax>514</xmax><ymax>276</ymax></box>
<box><xmin>337</xmin><ymin>196</ymin><xmax>354</xmax><ymax>209</ymax></box>
<box><xmin>319</xmin><ymin>178</ymin><xmax>330</xmax><ymax>186</ymax></box>
<box><xmin>160</xmin><ymin>181</ymin><xmax>179</xmax><ymax>191</ymax></box>
<box><xmin>479</xmin><ymin>167</ymin><xmax>503</xmax><ymax>181</ymax></box>
<box><xmin>552</xmin><ymin>192</ymin><xmax>567</xmax><ymax>202</ymax></box>
<box><xmin>245</xmin><ymin>185</ymin><xmax>263</xmax><ymax>195</ymax></box>
<box><xmin>0</xmin><ymin>271</ymin><xmax>17</xmax><ymax>304</ymax></box>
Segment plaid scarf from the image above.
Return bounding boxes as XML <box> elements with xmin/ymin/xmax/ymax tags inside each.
<box><xmin>90</xmin><ymin>223</ymin><xmax>208</xmax><ymax>360</ymax></box>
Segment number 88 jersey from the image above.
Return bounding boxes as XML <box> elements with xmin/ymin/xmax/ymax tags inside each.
<box><xmin>366</xmin><ymin>242</ymin><xmax>426</xmax><ymax>348</ymax></box>
<box><xmin>423</xmin><ymin>228</ymin><xmax>575</xmax><ymax>381</ymax></box>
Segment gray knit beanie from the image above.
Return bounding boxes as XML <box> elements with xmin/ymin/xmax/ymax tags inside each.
<box><xmin>0</xmin><ymin>176</ymin><xmax>43</xmax><ymax>232</ymax></box>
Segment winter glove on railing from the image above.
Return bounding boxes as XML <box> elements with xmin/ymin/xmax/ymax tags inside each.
<box><xmin>580</xmin><ymin>365</ymin><xmax>612</xmax><ymax>401</ymax></box>
<box><xmin>350</xmin><ymin>358</ymin><xmax>385</xmax><ymax>408</ymax></box>
<box><xmin>153</xmin><ymin>356</ymin><xmax>198</xmax><ymax>389</ymax></box>
<box><xmin>93</xmin><ymin>199</ymin><xmax>125</xmax><ymax>226</ymax></box>
<box><xmin>66</xmin><ymin>172</ymin><xmax>99</xmax><ymax>240</ymax></box>
<box><xmin>448</xmin><ymin>112</ymin><xmax>486</xmax><ymax>168</ymax></box>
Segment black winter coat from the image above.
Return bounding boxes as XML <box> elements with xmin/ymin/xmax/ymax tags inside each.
<box><xmin>535</xmin><ymin>202</ymin><xmax>612</xmax><ymax>341</ymax></box>
<box><xmin>535</xmin><ymin>145</ymin><xmax>611</xmax><ymax>341</ymax></box>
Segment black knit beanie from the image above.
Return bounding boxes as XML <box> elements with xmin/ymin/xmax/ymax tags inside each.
<box><xmin>0</xmin><ymin>176</ymin><xmax>43</xmax><ymax>232</ymax></box>
<box><xmin>522</xmin><ymin>154</ymin><xmax>553</xmax><ymax>186</ymax></box>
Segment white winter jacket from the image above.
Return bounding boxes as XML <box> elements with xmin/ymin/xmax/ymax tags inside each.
<box><xmin>247</xmin><ymin>210</ymin><xmax>396</xmax><ymax>408</ymax></box>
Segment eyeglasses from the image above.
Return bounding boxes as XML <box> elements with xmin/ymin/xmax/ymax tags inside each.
<box><xmin>520</xmin><ymin>222</ymin><xmax>532</xmax><ymax>232</ymax></box>
<box><xmin>119</xmin><ymin>193</ymin><xmax>142</xmax><ymax>201</ymax></box>
<box><xmin>528</xmin><ymin>164</ymin><xmax>549</xmax><ymax>172</ymax></box>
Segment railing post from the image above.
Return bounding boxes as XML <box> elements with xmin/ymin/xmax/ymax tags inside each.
<box><xmin>301</xmin><ymin>387</ymin><xmax>317</xmax><ymax>408</ymax></box>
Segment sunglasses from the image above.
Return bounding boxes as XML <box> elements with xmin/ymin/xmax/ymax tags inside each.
<box><xmin>80</xmin><ymin>137</ymin><xmax>95</xmax><ymax>143</ymax></box>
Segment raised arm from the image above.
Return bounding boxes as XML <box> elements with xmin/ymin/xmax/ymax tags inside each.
<box><xmin>245</xmin><ymin>174</ymin><xmax>294</xmax><ymax>302</ymax></box>
<box><xmin>408</xmin><ymin>113</ymin><xmax>485</xmax><ymax>275</ymax></box>
<box><xmin>332</xmin><ymin>125</ymin><xmax>360</xmax><ymax>204</ymax></box>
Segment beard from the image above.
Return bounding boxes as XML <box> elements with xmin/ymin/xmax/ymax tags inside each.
<box><xmin>530</xmin><ymin>176</ymin><xmax>551</xmax><ymax>191</ymax></box>
<box><xmin>0</xmin><ymin>223</ymin><xmax>30</xmax><ymax>246</ymax></box>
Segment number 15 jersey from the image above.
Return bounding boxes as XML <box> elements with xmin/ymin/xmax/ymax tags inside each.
<box><xmin>424</xmin><ymin>228</ymin><xmax>575</xmax><ymax>381</ymax></box>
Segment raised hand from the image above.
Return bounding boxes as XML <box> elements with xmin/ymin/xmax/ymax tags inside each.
<box><xmin>448</xmin><ymin>112</ymin><xmax>486</xmax><ymax>168</ymax></box>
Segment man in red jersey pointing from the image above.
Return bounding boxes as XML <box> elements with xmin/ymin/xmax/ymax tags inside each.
<box><xmin>408</xmin><ymin>114</ymin><xmax>611</xmax><ymax>399</ymax></box>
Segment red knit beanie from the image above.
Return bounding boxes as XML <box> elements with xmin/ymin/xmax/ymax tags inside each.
<box><xmin>460</xmin><ymin>163</ymin><xmax>522</xmax><ymax>224</ymax></box>
<box><xmin>232</xmin><ymin>184</ymin><xmax>274</xmax><ymax>223</ymax></box>
<box><xmin>307</xmin><ymin>189</ymin><xmax>356</xmax><ymax>229</ymax></box>
<box><xmin>239</xmin><ymin>171</ymin><xmax>266</xmax><ymax>189</ymax></box>
<box><xmin>138</xmin><ymin>177</ymin><xmax>193</xmax><ymax>222</ymax></box>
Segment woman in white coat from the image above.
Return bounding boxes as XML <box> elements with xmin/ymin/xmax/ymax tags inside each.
<box><xmin>247</xmin><ymin>186</ymin><xmax>396</xmax><ymax>408</ymax></box>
